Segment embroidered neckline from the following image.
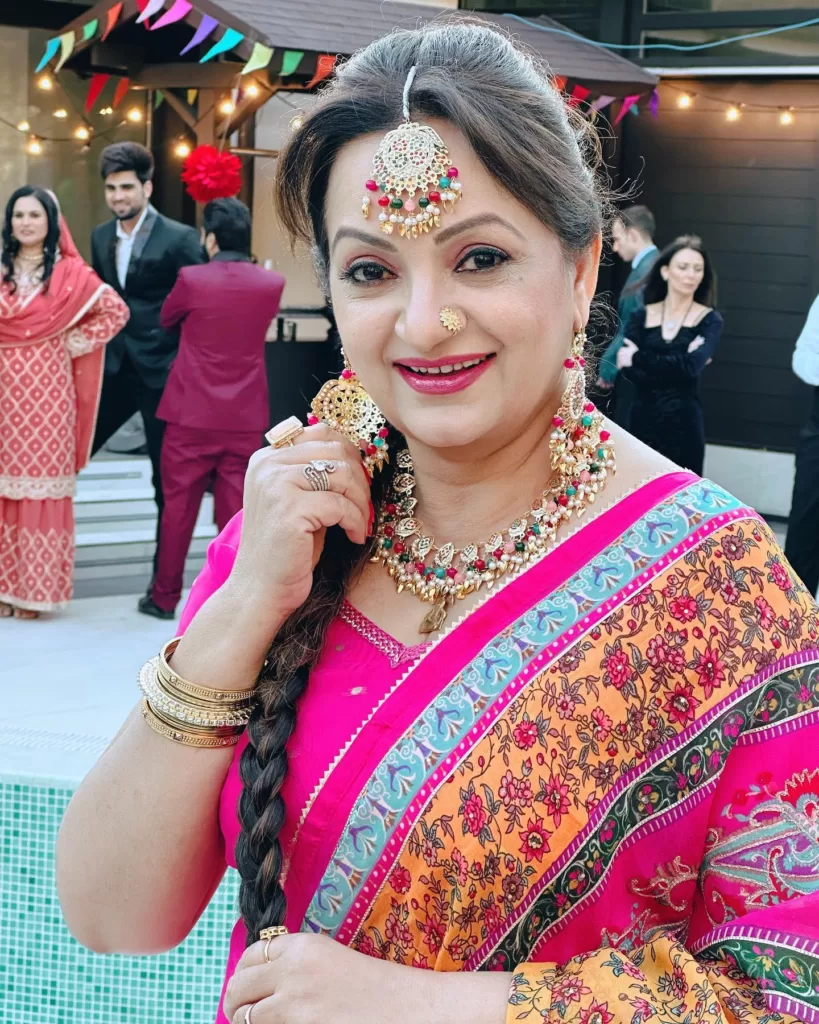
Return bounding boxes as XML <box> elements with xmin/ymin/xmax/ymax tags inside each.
<box><xmin>338</xmin><ymin>601</ymin><xmax>430</xmax><ymax>669</ymax></box>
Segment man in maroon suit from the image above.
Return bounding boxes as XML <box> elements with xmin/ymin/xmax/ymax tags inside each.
<box><xmin>142</xmin><ymin>197</ymin><xmax>285</xmax><ymax>618</ymax></box>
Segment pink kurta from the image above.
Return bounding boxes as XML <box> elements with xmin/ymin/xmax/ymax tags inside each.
<box><xmin>0</xmin><ymin>279</ymin><xmax>128</xmax><ymax>610</ymax></box>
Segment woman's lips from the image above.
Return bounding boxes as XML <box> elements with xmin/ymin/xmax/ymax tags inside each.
<box><xmin>395</xmin><ymin>354</ymin><xmax>495</xmax><ymax>395</ymax></box>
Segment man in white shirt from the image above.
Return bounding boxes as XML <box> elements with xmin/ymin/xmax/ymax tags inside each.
<box><xmin>90</xmin><ymin>142</ymin><xmax>203</xmax><ymax>602</ymax></box>
<box><xmin>785</xmin><ymin>295</ymin><xmax>819</xmax><ymax>597</ymax></box>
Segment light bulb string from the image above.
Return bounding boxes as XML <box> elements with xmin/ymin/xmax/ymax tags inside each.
<box><xmin>664</xmin><ymin>80</ymin><xmax>819</xmax><ymax>114</ymax></box>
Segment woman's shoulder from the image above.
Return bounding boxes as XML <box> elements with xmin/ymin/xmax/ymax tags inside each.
<box><xmin>691</xmin><ymin>305</ymin><xmax>722</xmax><ymax>327</ymax></box>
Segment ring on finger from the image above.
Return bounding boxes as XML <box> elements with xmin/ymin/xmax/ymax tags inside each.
<box><xmin>303</xmin><ymin>459</ymin><xmax>337</xmax><ymax>492</ymax></box>
<box><xmin>244</xmin><ymin>1004</ymin><xmax>255</xmax><ymax>1024</ymax></box>
<box><xmin>266</xmin><ymin>417</ymin><xmax>304</xmax><ymax>450</ymax></box>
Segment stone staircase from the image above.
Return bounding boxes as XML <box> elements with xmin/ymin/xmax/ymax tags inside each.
<box><xmin>74</xmin><ymin>456</ymin><xmax>216</xmax><ymax>599</ymax></box>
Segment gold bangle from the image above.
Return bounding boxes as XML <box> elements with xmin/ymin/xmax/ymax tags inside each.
<box><xmin>147</xmin><ymin>700</ymin><xmax>243</xmax><ymax>739</ymax></box>
<box><xmin>138</xmin><ymin>659</ymin><xmax>253</xmax><ymax>728</ymax></box>
<box><xmin>141</xmin><ymin>700</ymin><xmax>241</xmax><ymax>748</ymax></box>
<box><xmin>160</xmin><ymin>639</ymin><xmax>257</xmax><ymax>704</ymax></box>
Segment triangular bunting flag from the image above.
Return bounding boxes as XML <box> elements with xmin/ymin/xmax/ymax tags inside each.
<box><xmin>568</xmin><ymin>84</ymin><xmax>591</xmax><ymax>107</ymax></box>
<box><xmin>35</xmin><ymin>37</ymin><xmax>60</xmax><ymax>73</ymax></box>
<box><xmin>82</xmin><ymin>19</ymin><xmax>99</xmax><ymax>43</ymax></box>
<box><xmin>54</xmin><ymin>31</ymin><xmax>76</xmax><ymax>73</ymax></box>
<box><xmin>614</xmin><ymin>94</ymin><xmax>641</xmax><ymax>125</ymax></box>
<box><xmin>553</xmin><ymin>75</ymin><xmax>567</xmax><ymax>92</ymax></box>
<box><xmin>155</xmin><ymin>90</ymin><xmax>165</xmax><ymax>109</ymax></box>
<box><xmin>102</xmin><ymin>2</ymin><xmax>123</xmax><ymax>41</ymax></box>
<box><xmin>242</xmin><ymin>41</ymin><xmax>273</xmax><ymax>75</ymax></box>
<box><xmin>590</xmin><ymin>94</ymin><xmax>615</xmax><ymax>112</ymax></box>
<box><xmin>649</xmin><ymin>88</ymin><xmax>660</xmax><ymax>118</ymax></box>
<box><xmin>187</xmin><ymin>88</ymin><xmax>198</xmax><ymax>106</ymax></box>
<box><xmin>307</xmin><ymin>53</ymin><xmax>337</xmax><ymax>88</ymax></box>
<box><xmin>112</xmin><ymin>77</ymin><xmax>130</xmax><ymax>109</ymax></box>
<box><xmin>280</xmin><ymin>50</ymin><xmax>305</xmax><ymax>76</ymax></box>
<box><xmin>180</xmin><ymin>14</ymin><xmax>218</xmax><ymax>55</ymax></box>
<box><xmin>85</xmin><ymin>72</ymin><xmax>110</xmax><ymax>113</ymax></box>
<box><xmin>152</xmin><ymin>0</ymin><xmax>192</xmax><ymax>31</ymax></box>
<box><xmin>200</xmin><ymin>27</ymin><xmax>244</xmax><ymax>63</ymax></box>
<box><xmin>137</xmin><ymin>0</ymin><xmax>166</xmax><ymax>24</ymax></box>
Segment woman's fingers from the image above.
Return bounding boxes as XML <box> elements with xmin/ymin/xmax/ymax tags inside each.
<box><xmin>225</xmin><ymin>965</ymin><xmax>281</xmax><ymax>1020</ymax></box>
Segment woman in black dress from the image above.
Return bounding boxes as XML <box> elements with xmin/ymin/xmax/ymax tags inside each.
<box><xmin>616</xmin><ymin>235</ymin><xmax>722</xmax><ymax>475</ymax></box>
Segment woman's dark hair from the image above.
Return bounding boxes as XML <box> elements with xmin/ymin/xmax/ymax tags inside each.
<box><xmin>99</xmin><ymin>141</ymin><xmax>154</xmax><ymax>183</ymax></box>
<box><xmin>642</xmin><ymin>234</ymin><xmax>715</xmax><ymax>307</ymax></box>
<box><xmin>1</xmin><ymin>186</ymin><xmax>60</xmax><ymax>294</ymax></box>
<box><xmin>203</xmin><ymin>197</ymin><xmax>252</xmax><ymax>255</ymax></box>
<box><xmin>235</xmin><ymin>19</ymin><xmax>610</xmax><ymax>943</ymax></box>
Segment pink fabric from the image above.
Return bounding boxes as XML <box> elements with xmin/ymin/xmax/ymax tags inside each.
<box><xmin>0</xmin><ymin>496</ymin><xmax>73</xmax><ymax>610</ymax></box>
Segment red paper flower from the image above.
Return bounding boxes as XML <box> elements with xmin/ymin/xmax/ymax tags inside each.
<box><xmin>181</xmin><ymin>145</ymin><xmax>242</xmax><ymax>202</ymax></box>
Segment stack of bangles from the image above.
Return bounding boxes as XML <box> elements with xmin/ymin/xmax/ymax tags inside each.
<box><xmin>138</xmin><ymin>638</ymin><xmax>256</xmax><ymax>748</ymax></box>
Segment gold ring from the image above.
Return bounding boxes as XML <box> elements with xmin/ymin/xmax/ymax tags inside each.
<box><xmin>440</xmin><ymin>306</ymin><xmax>465</xmax><ymax>335</ymax></box>
<box><xmin>266</xmin><ymin>416</ymin><xmax>304</xmax><ymax>450</ymax></box>
<box><xmin>260</xmin><ymin>925</ymin><xmax>288</xmax><ymax>940</ymax></box>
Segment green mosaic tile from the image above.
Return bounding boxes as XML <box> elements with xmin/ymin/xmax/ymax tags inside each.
<box><xmin>0</xmin><ymin>775</ymin><xmax>239</xmax><ymax>1023</ymax></box>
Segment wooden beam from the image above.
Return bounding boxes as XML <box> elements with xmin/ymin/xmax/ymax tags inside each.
<box><xmin>131</xmin><ymin>62</ymin><xmax>244</xmax><ymax>90</ymax></box>
<box><xmin>160</xmin><ymin>90</ymin><xmax>197</xmax><ymax>131</ymax></box>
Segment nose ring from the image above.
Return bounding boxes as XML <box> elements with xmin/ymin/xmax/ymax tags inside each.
<box><xmin>440</xmin><ymin>307</ymin><xmax>465</xmax><ymax>335</ymax></box>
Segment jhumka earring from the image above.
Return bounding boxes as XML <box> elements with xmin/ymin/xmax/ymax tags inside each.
<box><xmin>361</xmin><ymin>67</ymin><xmax>463</xmax><ymax>239</ymax></box>
<box><xmin>308</xmin><ymin>354</ymin><xmax>390</xmax><ymax>475</ymax></box>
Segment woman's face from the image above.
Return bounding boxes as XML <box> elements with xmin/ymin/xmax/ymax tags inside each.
<box><xmin>11</xmin><ymin>196</ymin><xmax>49</xmax><ymax>249</ymax></box>
<box><xmin>324</xmin><ymin>121</ymin><xmax>600</xmax><ymax>456</ymax></box>
<box><xmin>662</xmin><ymin>247</ymin><xmax>705</xmax><ymax>298</ymax></box>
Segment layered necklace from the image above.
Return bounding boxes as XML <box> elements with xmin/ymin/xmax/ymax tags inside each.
<box><xmin>374</xmin><ymin>402</ymin><xmax>616</xmax><ymax>634</ymax></box>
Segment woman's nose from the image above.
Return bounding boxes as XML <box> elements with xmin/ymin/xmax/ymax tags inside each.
<box><xmin>394</xmin><ymin>286</ymin><xmax>453</xmax><ymax>353</ymax></box>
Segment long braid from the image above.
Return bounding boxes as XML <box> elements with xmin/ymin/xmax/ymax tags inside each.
<box><xmin>235</xmin><ymin>452</ymin><xmax>395</xmax><ymax>943</ymax></box>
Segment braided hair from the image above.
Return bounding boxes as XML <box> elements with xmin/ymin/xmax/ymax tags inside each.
<box><xmin>236</xmin><ymin>18</ymin><xmax>609</xmax><ymax>942</ymax></box>
<box><xmin>1</xmin><ymin>186</ymin><xmax>60</xmax><ymax>294</ymax></box>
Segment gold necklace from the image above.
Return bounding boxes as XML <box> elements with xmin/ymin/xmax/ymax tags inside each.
<box><xmin>17</xmin><ymin>251</ymin><xmax>44</xmax><ymax>264</ymax></box>
<box><xmin>374</xmin><ymin>403</ymin><xmax>615</xmax><ymax>634</ymax></box>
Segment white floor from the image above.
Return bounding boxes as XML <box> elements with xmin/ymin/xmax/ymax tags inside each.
<box><xmin>0</xmin><ymin>594</ymin><xmax>181</xmax><ymax>782</ymax></box>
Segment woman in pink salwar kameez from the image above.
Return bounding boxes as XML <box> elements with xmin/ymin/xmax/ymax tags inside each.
<box><xmin>0</xmin><ymin>186</ymin><xmax>128</xmax><ymax>617</ymax></box>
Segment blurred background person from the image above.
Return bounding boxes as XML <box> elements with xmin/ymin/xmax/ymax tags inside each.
<box><xmin>90</xmin><ymin>142</ymin><xmax>203</xmax><ymax>604</ymax></box>
<box><xmin>616</xmin><ymin>235</ymin><xmax>722</xmax><ymax>474</ymax></box>
<box><xmin>785</xmin><ymin>293</ymin><xmax>819</xmax><ymax>598</ymax></box>
<box><xmin>597</xmin><ymin>204</ymin><xmax>658</xmax><ymax>424</ymax></box>
<box><xmin>0</xmin><ymin>187</ymin><xmax>128</xmax><ymax>618</ymax></box>
<box><xmin>142</xmin><ymin>197</ymin><xmax>285</xmax><ymax>620</ymax></box>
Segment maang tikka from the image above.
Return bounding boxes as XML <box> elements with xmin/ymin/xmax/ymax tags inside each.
<box><xmin>361</xmin><ymin>66</ymin><xmax>463</xmax><ymax>239</ymax></box>
<box><xmin>308</xmin><ymin>355</ymin><xmax>390</xmax><ymax>475</ymax></box>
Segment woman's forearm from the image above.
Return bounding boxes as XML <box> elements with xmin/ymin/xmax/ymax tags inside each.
<box><xmin>428</xmin><ymin>970</ymin><xmax>512</xmax><ymax>1024</ymax></box>
<box><xmin>56</xmin><ymin>580</ymin><xmax>285</xmax><ymax>955</ymax></box>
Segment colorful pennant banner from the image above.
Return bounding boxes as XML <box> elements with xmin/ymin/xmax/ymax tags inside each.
<box><xmin>200</xmin><ymin>27</ymin><xmax>244</xmax><ymax>63</ymax></box>
<box><xmin>307</xmin><ymin>53</ymin><xmax>337</xmax><ymax>88</ymax></box>
<box><xmin>590</xmin><ymin>94</ymin><xmax>615</xmax><ymax>112</ymax></box>
<box><xmin>152</xmin><ymin>0</ymin><xmax>192</xmax><ymax>31</ymax></box>
<box><xmin>649</xmin><ymin>88</ymin><xmax>660</xmax><ymax>118</ymax></box>
<box><xmin>180</xmin><ymin>14</ymin><xmax>218</xmax><ymax>55</ymax></box>
<box><xmin>553</xmin><ymin>75</ymin><xmax>567</xmax><ymax>92</ymax></box>
<box><xmin>187</xmin><ymin>88</ymin><xmax>198</xmax><ymax>106</ymax></box>
<box><xmin>35</xmin><ymin>37</ymin><xmax>60</xmax><ymax>73</ymax></box>
<box><xmin>241</xmin><ymin>41</ymin><xmax>273</xmax><ymax>75</ymax></box>
<box><xmin>568</xmin><ymin>84</ymin><xmax>591</xmax><ymax>107</ymax></box>
<box><xmin>82</xmin><ymin>19</ymin><xmax>98</xmax><ymax>42</ymax></box>
<box><xmin>54</xmin><ymin>32</ymin><xmax>76</xmax><ymax>73</ymax></box>
<box><xmin>112</xmin><ymin>77</ymin><xmax>130</xmax><ymax>109</ymax></box>
<box><xmin>102</xmin><ymin>2</ymin><xmax>123</xmax><ymax>40</ymax></box>
<box><xmin>280</xmin><ymin>50</ymin><xmax>305</xmax><ymax>76</ymax></box>
<box><xmin>614</xmin><ymin>94</ymin><xmax>641</xmax><ymax>125</ymax></box>
<box><xmin>85</xmin><ymin>72</ymin><xmax>110</xmax><ymax>113</ymax></box>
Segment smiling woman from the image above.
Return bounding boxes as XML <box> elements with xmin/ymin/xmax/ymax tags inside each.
<box><xmin>57</xmin><ymin>19</ymin><xmax>819</xmax><ymax>1024</ymax></box>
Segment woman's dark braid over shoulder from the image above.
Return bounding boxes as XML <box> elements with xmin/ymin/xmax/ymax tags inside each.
<box><xmin>235</xmin><ymin>452</ymin><xmax>394</xmax><ymax>943</ymax></box>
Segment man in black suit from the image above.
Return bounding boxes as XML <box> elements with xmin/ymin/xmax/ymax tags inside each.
<box><xmin>90</xmin><ymin>142</ymin><xmax>203</xmax><ymax>586</ymax></box>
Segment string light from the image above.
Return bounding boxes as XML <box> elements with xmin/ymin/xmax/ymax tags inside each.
<box><xmin>53</xmin><ymin>108</ymin><xmax>68</xmax><ymax>119</ymax></box>
<box><xmin>37</xmin><ymin>75</ymin><xmax>53</xmax><ymax>91</ymax></box>
<box><xmin>27</xmin><ymin>138</ymin><xmax>42</xmax><ymax>155</ymax></box>
<box><xmin>126</xmin><ymin>107</ymin><xmax>143</xmax><ymax>123</ymax></box>
<box><xmin>174</xmin><ymin>140</ymin><xmax>191</xmax><ymax>158</ymax></box>
<box><xmin>245</xmin><ymin>83</ymin><xmax>259</xmax><ymax>99</ymax></box>
<box><xmin>726</xmin><ymin>105</ymin><xmax>741</xmax><ymax>122</ymax></box>
<box><xmin>677</xmin><ymin>93</ymin><xmax>692</xmax><ymax>109</ymax></box>
<box><xmin>17</xmin><ymin>120</ymin><xmax>30</xmax><ymax>132</ymax></box>
<box><xmin>290</xmin><ymin>113</ymin><xmax>304</xmax><ymax>130</ymax></box>
<box><xmin>780</xmin><ymin>108</ymin><xmax>795</xmax><ymax>125</ymax></box>
<box><xmin>218</xmin><ymin>98</ymin><xmax>235</xmax><ymax>115</ymax></box>
<box><xmin>99</xmin><ymin>106</ymin><xmax>113</xmax><ymax>116</ymax></box>
<box><xmin>75</xmin><ymin>125</ymin><xmax>91</xmax><ymax>141</ymax></box>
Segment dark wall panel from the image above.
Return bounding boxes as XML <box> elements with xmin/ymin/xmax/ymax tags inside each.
<box><xmin>621</xmin><ymin>79</ymin><xmax>819</xmax><ymax>452</ymax></box>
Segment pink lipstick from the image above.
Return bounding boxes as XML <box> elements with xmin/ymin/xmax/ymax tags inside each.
<box><xmin>395</xmin><ymin>353</ymin><xmax>495</xmax><ymax>395</ymax></box>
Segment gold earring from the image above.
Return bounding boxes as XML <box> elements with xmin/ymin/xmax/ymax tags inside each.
<box><xmin>439</xmin><ymin>307</ymin><xmax>465</xmax><ymax>335</ymax></box>
<box><xmin>560</xmin><ymin>329</ymin><xmax>588</xmax><ymax>427</ymax></box>
<box><xmin>308</xmin><ymin>353</ymin><xmax>389</xmax><ymax>475</ymax></box>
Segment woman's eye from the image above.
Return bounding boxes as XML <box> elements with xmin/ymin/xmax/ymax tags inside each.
<box><xmin>456</xmin><ymin>248</ymin><xmax>510</xmax><ymax>273</ymax></box>
<box><xmin>344</xmin><ymin>262</ymin><xmax>394</xmax><ymax>285</ymax></box>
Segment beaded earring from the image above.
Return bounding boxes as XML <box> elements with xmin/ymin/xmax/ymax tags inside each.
<box><xmin>308</xmin><ymin>355</ymin><xmax>390</xmax><ymax>475</ymax></box>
